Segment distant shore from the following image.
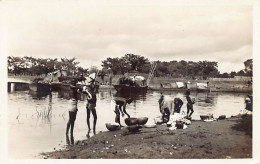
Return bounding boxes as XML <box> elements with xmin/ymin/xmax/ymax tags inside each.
<box><xmin>8</xmin><ymin>75</ymin><xmax>252</xmax><ymax>93</ymax></box>
<box><xmin>42</xmin><ymin>114</ymin><xmax>252</xmax><ymax>159</ymax></box>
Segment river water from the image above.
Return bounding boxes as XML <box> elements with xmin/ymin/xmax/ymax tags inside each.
<box><xmin>8</xmin><ymin>89</ymin><xmax>248</xmax><ymax>158</ymax></box>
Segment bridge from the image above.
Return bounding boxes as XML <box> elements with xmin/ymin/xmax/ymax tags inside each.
<box><xmin>8</xmin><ymin>77</ymin><xmax>31</xmax><ymax>92</ymax></box>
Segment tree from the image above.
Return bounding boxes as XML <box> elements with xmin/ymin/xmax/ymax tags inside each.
<box><xmin>122</xmin><ymin>54</ymin><xmax>149</xmax><ymax>72</ymax></box>
<box><xmin>230</xmin><ymin>71</ymin><xmax>237</xmax><ymax>78</ymax></box>
<box><xmin>237</xmin><ymin>70</ymin><xmax>245</xmax><ymax>76</ymax></box>
<box><xmin>60</xmin><ymin>57</ymin><xmax>79</xmax><ymax>76</ymax></box>
<box><xmin>102</xmin><ymin>57</ymin><xmax>127</xmax><ymax>74</ymax></box>
<box><xmin>102</xmin><ymin>54</ymin><xmax>149</xmax><ymax>75</ymax></box>
<box><xmin>244</xmin><ymin>59</ymin><xmax>252</xmax><ymax>76</ymax></box>
<box><xmin>198</xmin><ymin>61</ymin><xmax>218</xmax><ymax>79</ymax></box>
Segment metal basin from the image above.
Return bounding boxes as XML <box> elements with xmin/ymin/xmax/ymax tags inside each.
<box><xmin>124</xmin><ymin>118</ymin><xmax>138</xmax><ymax>126</ymax></box>
<box><xmin>105</xmin><ymin>123</ymin><xmax>120</xmax><ymax>131</ymax></box>
<box><xmin>137</xmin><ymin>117</ymin><xmax>148</xmax><ymax>125</ymax></box>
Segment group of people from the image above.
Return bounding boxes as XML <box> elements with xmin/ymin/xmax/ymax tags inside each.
<box><xmin>66</xmin><ymin>80</ymin><xmax>98</xmax><ymax>139</ymax></box>
<box><xmin>158</xmin><ymin>89</ymin><xmax>195</xmax><ymax>123</ymax></box>
<box><xmin>65</xmin><ymin>78</ymin><xmax>195</xmax><ymax>139</ymax></box>
<box><xmin>66</xmin><ymin>79</ymin><xmax>133</xmax><ymax>138</ymax></box>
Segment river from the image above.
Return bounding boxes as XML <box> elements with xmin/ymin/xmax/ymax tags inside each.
<box><xmin>8</xmin><ymin>89</ymin><xmax>248</xmax><ymax>158</ymax></box>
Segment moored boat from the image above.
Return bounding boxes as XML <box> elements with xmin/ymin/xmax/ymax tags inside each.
<box><xmin>29</xmin><ymin>83</ymin><xmax>51</xmax><ymax>92</ymax></box>
<box><xmin>113</xmin><ymin>84</ymin><xmax>148</xmax><ymax>93</ymax></box>
<box><xmin>113</xmin><ymin>75</ymin><xmax>148</xmax><ymax>93</ymax></box>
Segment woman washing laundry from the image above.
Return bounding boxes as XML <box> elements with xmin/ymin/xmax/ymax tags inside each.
<box><xmin>112</xmin><ymin>97</ymin><xmax>133</xmax><ymax>127</ymax></box>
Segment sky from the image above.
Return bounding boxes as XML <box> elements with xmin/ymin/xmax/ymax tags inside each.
<box><xmin>4</xmin><ymin>0</ymin><xmax>252</xmax><ymax>73</ymax></box>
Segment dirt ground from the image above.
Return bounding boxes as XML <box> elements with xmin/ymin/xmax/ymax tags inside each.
<box><xmin>42</xmin><ymin>115</ymin><xmax>252</xmax><ymax>159</ymax></box>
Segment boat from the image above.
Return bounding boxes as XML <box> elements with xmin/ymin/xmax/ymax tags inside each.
<box><xmin>113</xmin><ymin>75</ymin><xmax>148</xmax><ymax>93</ymax></box>
<box><xmin>29</xmin><ymin>82</ymin><xmax>51</xmax><ymax>92</ymax></box>
<box><xmin>148</xmin><ymin>87</ymin><xmax>198</xmax><ymax>92</ymax></box>
<box><xmin>113</xmin><ymin>84</ymin><xmax>148</xmax><ymax>93</ymax></box>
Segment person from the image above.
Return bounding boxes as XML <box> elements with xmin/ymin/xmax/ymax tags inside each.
<box><xmin>112</xmin><ymin>97</ymin><xmax>133</xmax><ymax>127</ymax></box>
<box><xmin>173</xmin><ymin>97</ymin><xmax>183</xmax><ymax>113</ymax></box>
<box><xmin>82</xmin><ymin>84</ymin><xmax>98</xmax><ymax>135</ymax></box>
<box><xmin>186</xmin><ymin>89</ymin><xmax>195</xmax><ymax>119</ymax></box>
<box><xmin>66</xmin><ymin>81</ymin><xmax>79</xmax><ymax>138</ymax></box>
<box><xmin>245</xmin><ymin>95</ymin><xmax>252</xmax><ymax>111</ymax></box>
<box><xmin>158</xmin><ymin>94</ymin><xmax>174</xmax><ymax>123</ymax></box>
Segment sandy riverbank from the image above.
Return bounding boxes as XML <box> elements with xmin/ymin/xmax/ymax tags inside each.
<box><xmin>42</xmin><ymin>114</ymin><xmax>252</xmax><ymax>159</ymax></box>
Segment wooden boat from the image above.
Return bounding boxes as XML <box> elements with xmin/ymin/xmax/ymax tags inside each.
<box><xmin>56</xmin><ymin>83</ymin><xmax>99</xmax><ymax>92</ymax></box>
<box><xmin>197</xmin><ymin>88</ymin><xmax>210</xmax><ymax>92</ymax></box>
<box><xmin>113</xmin><ymin>84</ymin><xmax>148</xmax><ymax>93</ymax></box>
<box><xmin>29</xmin><ymin>83</ymin><xmax>51</xmax><ymax>92</ymax></box>
<box><xmin>148</xmin><ymin>87</ymin><xmax>197</xmax><ymax>92</ymax></box>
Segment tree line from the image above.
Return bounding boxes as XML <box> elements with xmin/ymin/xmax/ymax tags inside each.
<box><xmin>7</xmin><ymin>56</ymin><xmax>89</xmax><ymax>76</ymax></box>
<box><xmin>8</xmin><ymin>54</ymin><xmax>252</xmax><ymax>78</ymax></box>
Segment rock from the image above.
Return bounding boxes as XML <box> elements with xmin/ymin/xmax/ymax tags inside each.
<box><xmin>112</xmin><ymin>151</ymin><xmax>117</xmax><ymax>154</ymax></box>
<box><xmin>173</xmin><ymin>147</ymin><xmax>177</xmax><ymax>150</ymax></box>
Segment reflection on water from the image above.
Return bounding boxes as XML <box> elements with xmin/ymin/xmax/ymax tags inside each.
<box><xmin>8</xmin><ymin>89</ymin><xmax>248</xmax><ymax>158</ymax></box>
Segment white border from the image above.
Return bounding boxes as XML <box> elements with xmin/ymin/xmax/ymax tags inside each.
<box><xmin>1</xmin><ymin>0</ymin><xmax>259</xmax><ymax>164</ymax></box>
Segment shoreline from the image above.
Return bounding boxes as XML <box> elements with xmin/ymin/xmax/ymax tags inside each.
<box><xmin>8</xmin><ymin>75</ymin><xmax>252</xmax><ymax>93</ymax></box>
<box><xmin>42</xmin><ymin>114</ymin><xmax>252</xmax><ymax>159</ymax></box>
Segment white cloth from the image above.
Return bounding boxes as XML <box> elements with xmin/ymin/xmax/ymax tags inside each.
<box><xmin>82</xmin><ymin>86</ymin><xmax>92</xmax><ymax>100</ymax></box>
<box><xmin>197</xmin><ymin>83</ymin><xmax>208</xmax><ymax>89</ymax></box>
<box><xmin>176</xmin><ymin>82</ymin><xmax>184</xmax><ymax>88</ymax></box>
<box><xmin>69</xmin><ymin>99</ymin><xmax>78</xmax><ymax>112</ymax></box>
<box><xmin>129</xmin><ymin>76</ymin><xmax>145</xmax><ymax>81</ymax></box>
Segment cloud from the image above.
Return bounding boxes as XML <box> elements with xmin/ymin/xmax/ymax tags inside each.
<box><xmin>6</xmin><ymin>2</ymin><xmax>252</xmax><ymax>73</ymax></box>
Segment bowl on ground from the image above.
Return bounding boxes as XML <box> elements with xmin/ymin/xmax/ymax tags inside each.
<box><xmin>124</xmin><ymin>118</ymin><xmax>138</xmax><ymax>126</ymax></box>
<box><xmin>127</xmin><ymin>125</ymin><xmax>142</xmax><ymax>132</ymax></box>
<box><xmin>137</xmin><ymin>117</ymin><xmax>148</xmax><ymax>125</ymax></box>
<box><xmin>105</xmin><ymin>123</ymin><xmax>120</xmax><ymax>131</ymax></box>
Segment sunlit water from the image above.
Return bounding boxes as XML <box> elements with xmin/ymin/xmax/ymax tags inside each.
<box><xmin>8</xmin><ymin>89</ymin><xmax>248</xmax><ymax>158</ymax></box>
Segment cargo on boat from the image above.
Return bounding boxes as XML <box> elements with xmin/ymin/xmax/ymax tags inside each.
<box><xmin>113</xmin><ymin>75</ymin><xmax>148</xmax><ymax>93</ymax></box>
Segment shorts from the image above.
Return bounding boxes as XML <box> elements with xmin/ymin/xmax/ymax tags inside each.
<box><xmin>87</xmin><ymin>103</ymin><xmax>96</xmax><ymax>110</ymax></box>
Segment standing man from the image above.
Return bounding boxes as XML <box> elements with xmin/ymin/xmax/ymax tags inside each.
<box><xmin>66</xmin><ymin>79</ymin><xmax>80</xmax><ymax>139</ymax></box>
<box><xmin>83</xmin><ymin>84</ymin><xmax>98</xmax><ymax>136</ymax></box>
<box><xmin>186</xmin><ymin>89</ymin><xmax>195</xmax><ymax>119</ymax></box>
<box><xmin>112</xmin><ymin>97</ymin><xmax>133</xmax><ymax>127</ymax></box>
<box><xmin>173</xmin><ymin>97</ymin><xmax>183</xmax><ymax>113</ymax></box>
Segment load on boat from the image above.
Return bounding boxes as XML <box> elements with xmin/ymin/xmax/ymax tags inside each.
<box><xmin>113</xmin><ymin>75</ymin><xmax>148</xmax><ymax>93</ymax></box>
